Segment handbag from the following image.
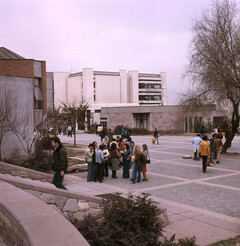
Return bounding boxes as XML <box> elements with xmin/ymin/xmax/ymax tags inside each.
<box><xmin>206</xmin><ymin>159</ymin><xmax>215</xmax><ymax>167</ymax></box>
<box><xmin>146</xmin><ymin>152</ymin><xmax>151</xmax><ymax>164</ymax></box>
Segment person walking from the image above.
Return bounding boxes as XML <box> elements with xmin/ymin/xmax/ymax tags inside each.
<box><xmin>191</xmin><ymin>134</ymin><xmax>202</xmax><ymax>160</ymax></box>
<box><xmin>85</xmin><ymin>143</ymin><xmax>94</xmax><ymax>182</ymax></box>
<box><xmin>214</xmin><ymin>135</ymin><xmax>223</xmax><ymax>164</ymax></box>
<box><xmin>109</xmin><ymin>143</ymin><xmax>120</xmax><ymax>178</ymax></box>
<box><xmin>51</xmin><ymin>137</ymin><xmax>68</xmax><ymax>190</ymax></box>
<box><xmin>153</xmin><ymin>128</ymin><xmax>159</xmax><ymax>145</ymax></box>
<box><xmin>197</xmin><ymin>135</ymin><xmax>210</xmax><ymax>173</ymax></box>
<box><xmin>141</xmin><ymin>144</ymin><xmax>149</xmax><ymax>181</ymax></box>
<box><xmin>131</xmin><ymin>145</ymin><xmax>143</xmax><ymax>184</ymax></box>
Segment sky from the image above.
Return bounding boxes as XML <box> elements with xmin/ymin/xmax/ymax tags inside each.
<box><xmin>0</xmin><ymin>0</ymin><xmax>214</xmax><ymax>105</ymax></box>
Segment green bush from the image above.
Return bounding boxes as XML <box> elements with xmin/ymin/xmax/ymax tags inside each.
<box><xmin>72</xmin><ymin>193</ymin><xmax>198</xmax><ymax>246</ymax></box>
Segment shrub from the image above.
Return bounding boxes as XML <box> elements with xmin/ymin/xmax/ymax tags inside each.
<box><xmin>131</xmin><ymin>128</ymin><xmax>152</xmax><ymax>135</ymax></box>
<box><xmin>72</xmin><ymin>193</ymin><xmax>198</xmax><ymax>246</ymax></box>
<box><xmin>113</xmin><ymin>125</ymin><xmax>122</xmax><ymax>135</ymax></box>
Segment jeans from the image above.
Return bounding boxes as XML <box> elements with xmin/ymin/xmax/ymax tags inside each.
<box><xmin>210</xmin><ymin>148</ymin><xmax>215</xmax><ymax>160</ymax></box>
<box><xmin>132</xmin><ymin>162</ymin><xmax>141</xmax><ymax>183</ymax></box>
<box><xmin>87</xmin><ymin>162</ymin><xmax>94</xmax><ymax>181</ymax></box>
<box><xmin>53</xmin><ymin>172</ymin><xmax>67</xmax><ymax>190</ymax></box>
<box><xmin>202</xmin><ymin>156</ymin><xmax>208</xmax><ymax>172</ymax></box>
<box><xmin>122</xmin><ymin>159</ymin><xmax>130</xmax><ymax>179</ymax></box>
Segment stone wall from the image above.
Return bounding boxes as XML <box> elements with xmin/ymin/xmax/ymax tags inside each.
<box><xmin>24</xmin><ymin>189</ymin><xmax>102</xmax><ymax>223</ymax></box>
<box><xmin>0</xmin><ymin>161</ymin><xmax>53</xmax><ymax>182</ymax></box>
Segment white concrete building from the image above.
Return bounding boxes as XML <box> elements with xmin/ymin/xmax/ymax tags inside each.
<box><xmin>53</xmin><ymin>69</ymin><xmax>167</xmax><ymax>126</ymax></box>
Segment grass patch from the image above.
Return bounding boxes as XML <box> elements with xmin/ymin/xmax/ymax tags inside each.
<box><xmin>207</xmin><ymin>235</ymin><xmax>240</xmax><ymax>246</ymax></box>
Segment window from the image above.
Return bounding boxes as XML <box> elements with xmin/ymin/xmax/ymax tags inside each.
<box><xmin>139</xmin><ymin>95</ymin><xmax>161</xmax><ymax>101</ymax></box>
<box><xmin>34</xmin><ymin>78</ymin><xmax>43</xmax><ymax>109</ymax></box>
<box><xmin>139</xmin><ymin>83</ymin><xmax>161</xmax><ymax>89</ymax></box>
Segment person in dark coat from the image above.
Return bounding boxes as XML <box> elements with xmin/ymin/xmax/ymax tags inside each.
<box><xmin>51</xmin><ymin>137</ymin><xmax>68</xmax><ymax>190</ymax></box>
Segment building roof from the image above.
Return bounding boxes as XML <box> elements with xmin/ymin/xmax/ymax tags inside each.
<box><xmin>0</xmin><ymin>47</ymin><xmax>25</xmax><ymax>59</ymax></box>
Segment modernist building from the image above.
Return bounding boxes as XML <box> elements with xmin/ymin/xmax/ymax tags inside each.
<box><xmin>100</xmin><ymin>104</ymin><xmax>229</xmax><ymax>133</ymax></box>
<box><xmin>0</xmin><ymin>47</ymin><xmax>48</xmax><ymax>159</ymax></box>
<box><xmin>53</xmin><ymin>68</ymin><xmax>167</xmax><ymax>126</ymax></box>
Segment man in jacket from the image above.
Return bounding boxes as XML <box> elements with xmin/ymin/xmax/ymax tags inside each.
<box><xmin>51</xmin><ymin>137</ymin><xmax>68</xmax><ymax>189</ymax></box>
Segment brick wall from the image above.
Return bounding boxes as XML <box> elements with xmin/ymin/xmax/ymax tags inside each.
<box><xmin>0</xmin><ymin>60</ymin><xmax>34</xmax><ymax>78</ymax></box>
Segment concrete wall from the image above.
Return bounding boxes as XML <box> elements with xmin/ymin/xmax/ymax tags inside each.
<box><xmin>0</xmin><ymin>76</ymin><xmax>34</xmax><ymax>160</ymax></box>
<box><xmin>67</xmin><ymin>76</ymin><xmax>82</xmax><ymax>103</ymax></box>
<box><xmin>95</xmin><ymin>74</ymin><xmax>121</xmax><ymax>103</ymax></box>
<box><xmin>46</xmin><ymin>72</ymin><xmax>54</xmax><ymax>111</ymax></box>
<box><xmin>53</xmin><ymin>72</ymin><xmax>70</xmax><ymax>107</ymax></box>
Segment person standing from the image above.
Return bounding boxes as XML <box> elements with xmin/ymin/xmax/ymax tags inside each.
<box><xmin>214</xmin><ymin>135</ymin><xmax>223</xmax><ymax>164</ymax></box>
<box><xmin>67</xmin><ymin>125</ymin><xmax>72</xmax><ymax>137</ymax></box>
<box><xmin>197</xmin><ymin>135</ymin><xmax>210</xmax><ymax>173</ymax></box>
<box><xmin>153</xmin><ymin>128</ymin><xmax>159</xmax><ymax>145</ymax></box>
<box><xmin>209</xmin><ymin>134</ymin><xmax>216</xmax><ymax>160</ymax></box>
<box><xmin>51</xmin><ymin>137</ymin><xmax>68</xmax><ymax>190</ymax></box>
<box><xmin>121</xmin><ymin>125</ymin><xmax>125</xmax><ymax>139</ymax></box>
<box><xmin>85</xmin><ymin>144</ymin><xmax>94</xmax><ymax>182</ymax></box>
<box><xmin>191</xmin><ymin>134</ymin><xmax>202</xmax><ymax>160</ymax></box>
<box><xmin>141</xmin><ymin>144</ymin><xmax>149</xmax><ymax>181</ymax></box>
<box><xmin>109</xmin><ymin>143</ymin><xmax>120</xmax><ymax>178</ymax></box>
<box><xmin>225</xmin><ymin>125</ymin><xmax>232</xmax><ymax>148</ymax></box>
<box><xmin>94</xmin><ymin>145</ymin><xmax>105</xmax><ymax>183</ymax></box>
<box><xmin>103</xmin><ymin>146</ymin><xmax>109</xmax><ymax>177</ymax></box>
<box><xmin>131</xmin><ymin>145</ymin><xmax>143</xmax><ymax>184</ymax></box>
<box><xmin>122</xmin><ymin>143</ymin><xmax>131</xmax><ymax>179</ymax></box>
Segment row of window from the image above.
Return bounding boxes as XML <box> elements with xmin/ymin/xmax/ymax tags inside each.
<box><xmin>139</xmin><ymin>83</ymin><xmax>161</xmax><ymax>89</ymax></box>
<box><xmin>139</xmin><ymin>95</ymin><xmax>161</xmax><ymax>101</ymax></box>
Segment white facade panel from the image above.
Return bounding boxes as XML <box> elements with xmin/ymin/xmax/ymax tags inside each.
<box><xmin>95</xmin><ymin>75</ymin><xmax>121</xmax><ymax>103</ymax></box>
<box><xmin>53</xmin><ymin>72</ymin><xmax>70</xmax><ymax>107</ymax></box>
<box><xmin>67</xmin><ymin>76</ymin><xmax>82</xmax><ymax>103</ymax></box>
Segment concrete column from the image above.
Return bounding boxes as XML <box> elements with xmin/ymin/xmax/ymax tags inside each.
<box><xmin>160</xmin><ymin>72</ymin><xmax>167</xmax><ymax>105</ymax></box>
<box><xmin>82</xmin><ymin>68</ymin><xmax>94</xmax><ymax>104</ymax></box>
<box><xmin>128</xmin><ymin>70</ymin><xmax>138</xmax><ymax>103</ymax></box>
<box><xmin>119</xmin><ymin>70</ymin><xmax>127</xmax><ymax>103</ymax></box>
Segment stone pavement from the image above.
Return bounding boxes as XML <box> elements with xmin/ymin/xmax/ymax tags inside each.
<box><xmin>60</xmin><ymin>134</ymin><xmax>240</xmax><ymax>246</ymax></box>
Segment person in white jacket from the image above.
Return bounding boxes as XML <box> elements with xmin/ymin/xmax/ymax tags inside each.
<box><xmin>191</xmin><ymin>134</ymin><xmax>202</xmax><ymax>160</ymax></box>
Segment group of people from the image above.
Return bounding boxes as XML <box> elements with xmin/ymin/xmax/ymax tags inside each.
<box><xmin>85</xmin><ymin>135</ymin><xmax>150</xmax><ymax>184</ymax></box>
<box><xmin>191</xmin><ymin>126</ymin><xmax>232</xmax><ymax>173</ymax></box>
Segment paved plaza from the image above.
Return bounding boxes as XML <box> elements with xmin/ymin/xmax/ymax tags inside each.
<box><xmin>60</xmin><ymin>133</ymin><xmax>240</xmax><ymax>246</ymax></box>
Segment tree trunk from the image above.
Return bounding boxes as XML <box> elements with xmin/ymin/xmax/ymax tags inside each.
<box><xmin>222</xmin><ymin>103</ymin><xmax>239</xmax><ymax>153</ymax></box>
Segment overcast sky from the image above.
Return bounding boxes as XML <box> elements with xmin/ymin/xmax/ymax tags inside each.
<box><xmin>0</xmin><ymin>0</ymin><xmax>214</xmax><ymax>104</ymax></box>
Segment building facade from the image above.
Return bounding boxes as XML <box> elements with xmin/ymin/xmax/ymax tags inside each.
<box><xmin>0</xmin><ymin>47</ymin><xmax>47</xmax><ymax>159</ymax></box>
<box><xmin>53</xmin><ymin>69</ymin><xmax>167</xmax><ymax>126</ymax></box>
<box><xmin>100</xmin><ymin>104</ymin><xmax>228</xmax><ymax>133</ymax></box>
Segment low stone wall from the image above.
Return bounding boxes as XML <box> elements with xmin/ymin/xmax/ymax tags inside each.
<box><xmin>0</xmin><ymin>161</ymin><xmax>53</xmax><ymax>182</ymax></box>
<box><xmin>24</xmin><ymin>188</ymin><xmax>102</xmax><ymax>223</ymax></box>
<box><xmin>0</xmin><ymin>181</ymin><xmax>89</xmax><ymax>246</ymax></box>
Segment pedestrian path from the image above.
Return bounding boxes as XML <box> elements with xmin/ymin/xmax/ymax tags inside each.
<box><xmin>60</xmin><ymin>134</ymin><xmax>240</xmax><ymax>246</ymax></box>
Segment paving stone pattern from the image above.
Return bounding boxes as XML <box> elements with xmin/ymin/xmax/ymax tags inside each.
<box><xmin>60</xmin><ymin>134</ymin><xmax>240</xmax><ymax>218</ymax></box>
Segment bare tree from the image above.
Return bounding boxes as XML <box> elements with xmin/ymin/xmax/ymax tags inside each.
<box><xmin>183</xmin><ymin>0</ymin><xmax>240</xmax><ymax>152</ymax></box>
<box><xmin>60</xmin><ymin>98</ymin><xmax>89</xmax><ymax>147</ymax></box>
<box><xmin>11</xmin><ymin>111</ymin><xmax>36</xmax><ymax>158</ymax></box>
<box><xmin>45</xmin><ymin>106</ymin><xmax>62</xmax><ymax>136</ymax></box>
<box><xmin>0</xmin><ymin>91</ymin><xmax>17</xmax><ymax>160</ymax></box>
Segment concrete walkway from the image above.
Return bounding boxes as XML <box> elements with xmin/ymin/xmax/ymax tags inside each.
<box><xmin>60</xmin><ymin>134</ymin><xmax>240</xmax><ymax>246</ymax></box>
